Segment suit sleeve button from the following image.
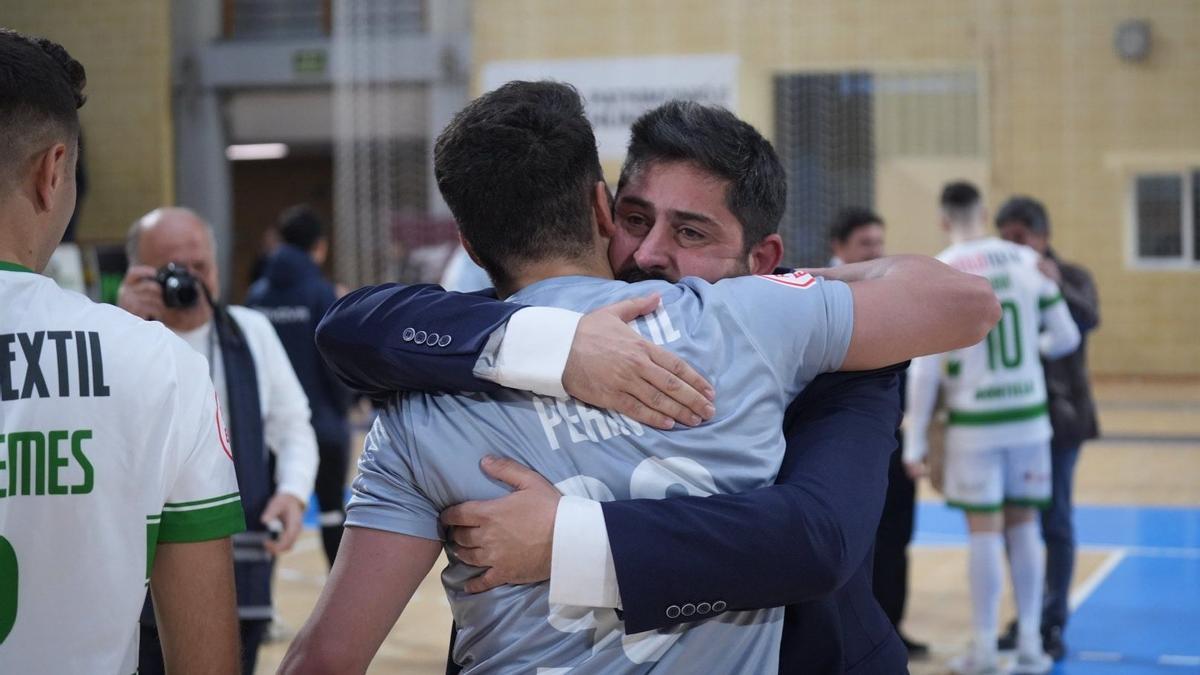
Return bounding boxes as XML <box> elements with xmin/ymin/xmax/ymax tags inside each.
<box><xmin>681</xmin><ymin>603</ymin><xmax>696</xmax><ymax>617</ymax></box>
<box><xmin>696</xmin><ymin>602</ymin><xmax>711</xmax><ymax>614</ymax></box>
<box><xmin>665</xmin><ymin>605</ymin><xmax>681</xmax><ymax>619</ymax></box>
<box><xmin>439</xmin><ymin>334</ymin><xmax>452</xmax><ymax>347</ymax></box>
<box><xmin>402</xmin><ymin>327</ymin><xmax>416</xmax><ymax>342</ymax></box>
<box><xmin>712</xmin><ymin>600</ymin><xmax>726</xmax><ymax>612</ymax></box>
<box><xmin>415</xmin><ymin>330</ymin><xmax>428</xmax><ymax>345</ymax></box>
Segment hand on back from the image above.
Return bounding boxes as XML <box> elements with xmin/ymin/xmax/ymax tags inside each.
<box><xmin>563</xmin><ymin>294</ymin><xmax>715</xmax><ymax>430</ymax></box>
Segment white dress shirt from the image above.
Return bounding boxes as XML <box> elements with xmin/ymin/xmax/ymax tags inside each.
<box><xmin>177</xmin><ymin>305</ymin><xmax>319</xmax><ymax>504</ymax></box>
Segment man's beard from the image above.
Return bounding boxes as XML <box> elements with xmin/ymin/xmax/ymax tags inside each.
<box><xmin>617</xmin><ymin>265</ymin><xmax>672</xmax><ymax>283</ymax></box>
<box><xmin>616</xmin><ymin>259</ymin><xmax>751</xmax><ymax>284</ymax></box>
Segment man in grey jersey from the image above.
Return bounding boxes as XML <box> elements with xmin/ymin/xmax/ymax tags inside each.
<box><xmin>281</xmin><ymin>82</ymin><xmax>996</xmax><ymax>673</ymax></box>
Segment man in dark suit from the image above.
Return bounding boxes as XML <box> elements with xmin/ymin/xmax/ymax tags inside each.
<box><xmin>316</xmin><ymin>101</ymin><xmax>997</xmax><ymax>673</ymax></box>
<box><xmin>831</xmin><ymin>207</ymin><xmax>929</xmax><ymax>657</ymax></box>
<box><xmin>994</xmin><ymin>196</ymin><xmax>1101</xmax><ymax>661</ymax></box>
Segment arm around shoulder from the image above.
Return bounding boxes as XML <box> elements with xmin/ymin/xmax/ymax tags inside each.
<box><xmin>829</xmin><ymin>255</ymin><xmax>1000</xmax><ymax>371</ymax></box>
<box><xmin>315</xmin><ymin>283</ymin><xmax>524</xmax><ymax>397</ymax></box>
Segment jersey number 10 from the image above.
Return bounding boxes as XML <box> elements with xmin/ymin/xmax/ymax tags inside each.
<box><xmin>986</xmin><ymin>300</ymin><xmax>1023</xmax><ymax>371</ymax></box>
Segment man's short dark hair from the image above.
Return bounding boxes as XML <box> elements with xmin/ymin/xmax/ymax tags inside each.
<box><xmin>616</xmin><ymin>101</ymin><xmax>786</xmax><ymax>251</ymax></box>
<box><xmin>995</xmin><ymin>195</ymin><xmax>1050</xmax><ymax>236</ymax></box>
<box><xmin>830</xmin><ymin>207</ymin><xmax>883</xmax><ymax>243</ymax></box>
<box><xmin>278</xmin><ymin>205</ymin><xmax>325</xmax><ymax>251</ymax></box>
<box><xmin>434</xmin><ymin>80</ymin><xmax>603</xmax><ymax>287</ymax></box>
<box><xmin>0</xmin><ymin>28</ymin><xmax>86</xmax><ymax>189</ymax></box>
<box><xmin>940</xmin><ymin>181</ymin><xmax>982</xmax><ymax>211</ymax></box>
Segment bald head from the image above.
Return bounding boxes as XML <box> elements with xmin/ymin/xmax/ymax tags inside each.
<box><xmin>126</xmin><ymin>207</ymin><xmax>220</xmax><ymax>301</ymax></box>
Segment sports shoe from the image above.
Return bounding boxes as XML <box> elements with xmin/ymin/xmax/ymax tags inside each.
<box><xmin>996</xmin><ymin>621</ymin><xmax>1019</xmax><ymax>651</ymax></box>
<box><xmin>1012</xmin><ymin>648</ymin><xmax>1053</xmax><ymax>675</ymax></box>
<box><xmin>948</xmin><ymin>645</ymin><xmax>1007</xmax><ymax>675</ymax></box>
<box><xmin>1042</xmin><ymin>625</ymin><xmax>1067</xmax><ymax>662</ymax></box>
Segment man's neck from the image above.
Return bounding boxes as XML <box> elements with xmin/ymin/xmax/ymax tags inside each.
<box><xmin>498</xmin><ymin>257</ymin><xmax>614</xmax><ymax>299</ymax></box>
<box><xmin>165</xmin><ymin>304</ymin><xmax>214</xmax><ymax>333</ymax></box>
<box><xmin>0</xmin><ymin>240</ymin><xmax>42</xmax><ymax>274</ymax></box>
<box><xmin>948</xmin><ymin>225</ymin><xmax>988</xmax><ymax>246</ymax></box>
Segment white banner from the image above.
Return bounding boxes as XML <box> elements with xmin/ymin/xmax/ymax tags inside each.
<box><xmin>482</xmin><ymin>54</ymin><xmax>739</xmax><ymax>159</ymax></box>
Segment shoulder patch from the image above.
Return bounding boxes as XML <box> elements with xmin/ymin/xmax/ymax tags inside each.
<box><xmin>215</xmin><ymin>392</ymin><xmax>233</xmax><ymax>461</ymax></box>
<box><xmin>756</xmin><ymin>270</ymin><xmax>816</xmax><ymax>289</ymax></box>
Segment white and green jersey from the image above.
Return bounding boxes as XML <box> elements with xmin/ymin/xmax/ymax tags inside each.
<box><xmin>0</xmin><ymin>264</ymin><xmax>245</xmax><ymax>674</ymax></box>
<box><xmin>904</xmin><ymin>238</ymin><xmax>1081</xmax><ymax>458</ymax></box>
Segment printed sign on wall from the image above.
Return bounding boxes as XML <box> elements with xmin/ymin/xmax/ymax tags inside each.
<box><xmin>482</xmin><ymin>54</ymin><xmax>738</xmax><ymax>159</ymax></box>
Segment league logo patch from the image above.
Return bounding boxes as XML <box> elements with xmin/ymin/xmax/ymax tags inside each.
<box><xmin>756</xmin><ymin>270</ymin><xmax>816</xmax><ymax>289</ymax></box>
<box><xmin>215</xmin><ymin>392</ymin><xmax>233</xmax><ymax>460</ymax></box>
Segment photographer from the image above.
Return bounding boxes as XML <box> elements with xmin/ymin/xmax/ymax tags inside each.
<box><xmin>119</xmin><ymin>207</ymin><xmax>319</xmax><ymax>675</ymax></box>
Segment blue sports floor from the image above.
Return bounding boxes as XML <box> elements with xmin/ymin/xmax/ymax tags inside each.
<box><xmin>914</xmin><ymin>502</ymin><xmax>1200</xmax><ymax>673</ymax></box>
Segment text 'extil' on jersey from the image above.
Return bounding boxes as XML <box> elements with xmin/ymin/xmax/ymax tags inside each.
<box><xmin>0</xmin><ymin>331</ymin><xmax>110</xmax><ymax>401</ymax></box>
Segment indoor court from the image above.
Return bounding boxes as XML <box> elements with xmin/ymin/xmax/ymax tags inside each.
<box><xmin>2</xmin><ymin>1</ymin><xmax>1198</xmax><ymax>674</ymax></box>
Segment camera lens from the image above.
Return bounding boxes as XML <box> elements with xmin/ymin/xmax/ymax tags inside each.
<box><xmin>157</xmin><ymin>263</ymin><xmax>201</xmax><ymax>309</ymax></box>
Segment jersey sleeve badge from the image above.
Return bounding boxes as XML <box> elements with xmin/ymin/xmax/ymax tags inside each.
<box><xmin>755</xmin><ymin>270</ymin><xmax>816</xmax><ymax>289</ymax></box>
<box><xmin>215</xmin><ymin>392</ymin><xmax>233</xmax><ymax>461</ymax></box>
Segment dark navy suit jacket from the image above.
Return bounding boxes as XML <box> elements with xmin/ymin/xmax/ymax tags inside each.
<box><xmin>316</xmin><ymin>283</ymin><xmax>909</xmax><ymax>674</ymax></box>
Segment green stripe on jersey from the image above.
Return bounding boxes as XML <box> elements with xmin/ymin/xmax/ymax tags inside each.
<box><xmin>947</xmin><ymin>403</ymin><xmax>1048</xmax><ymax>426</ymax></box>
<box><xmin>146</xmin><ymin>519</ymin><xmax>161</xmax><ymax>580</ymax></box>
<box><xmin>946</xmin><ymin>500</ymin><xmax>1003</xmax><ymax>513</ymax></box>
<box><xmin>1039</xmin><ymin>294</ymin><xmax>1063</xmax><ymax>309</ymax></box>
<box><xmin>159</xmin><ymin>499</ymin><xmax>246</xmax><ymax>543</ymax></box>
<box><xmin>1005</xmin><ymin>497</ymin><xmax>1051</xmax><ymax>510</ymax></box>
<box><xmin>0</xmin><ymin>261</ymin><xmax>33</xmax><ymax>274</ymax></box>
<box><xmin>163</xmin><ymin>492</ymin><xmax>241</xmax><ymax>510</ymax></box>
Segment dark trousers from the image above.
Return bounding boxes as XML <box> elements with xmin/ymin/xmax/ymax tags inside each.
<box><xmin>873</xmin><ymin>448</ymin><xmax>916</xmax><ymax>629</ymax></box>
<box><xmin>139</xmin><ymin>618</ymin><xmax>269</xmax><ymax>674</ymax></box>
<box><xmin>1041</xmin><ymin>445</ymin><xmax>1080</xmax><ymax>630</ymax></box>
<box><xmin>315</xmin><ymin>441</ymin><xmax>350</xmax><ymax>566</ymax></box>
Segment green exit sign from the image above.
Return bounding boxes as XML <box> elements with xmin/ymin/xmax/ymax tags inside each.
<box><xmin>293</xmin><ymin>49</ymin><xmax>328</xmax><ymax>76</ymax></box>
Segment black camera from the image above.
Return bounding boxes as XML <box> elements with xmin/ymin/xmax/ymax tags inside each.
<box><xmin>155</xmin><ymin>263</ymin><xmax>201</xmax><ymax>309</ymax></box>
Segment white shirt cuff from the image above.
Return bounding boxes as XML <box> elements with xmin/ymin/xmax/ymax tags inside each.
<box><xmin>548</xmin><ymin>495</ymin><xmax>622</xmax><ymax>609</ymax></box>
<box><xmin>275</xmin><ymin>477</ymin><xmax>312</xmax><ymax>507</ymax></box>
<box><xmin>901</xmin><ymin>425</ymin><xmax>928</xmax><ymax>465</ymax></box>
<box><xmin>479</xmin><ymin>307</ymin><xmax>581</xmax><ymax>398</ymax></box>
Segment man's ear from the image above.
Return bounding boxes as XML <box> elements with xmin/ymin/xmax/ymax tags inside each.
<box><xmin>593</xmin><ymin>181</ymin><xmax>616</xmax><ymax>239</ymax></box>
<box><xmin>33</xmin><ymin>142</ymin><xmax>69</xmax><ymax>214</ymax></box>
<box><xmin>747</xmin><ymin>233</ymin><xmax>784</xmax><ymax>275</ymax></box>
<box><xmin>311</xmin><ymin>237</ymin><xmax>330</xmax><ymax>265</ymax></box>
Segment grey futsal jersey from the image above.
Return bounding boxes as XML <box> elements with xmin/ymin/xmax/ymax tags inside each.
<box><xmin>347</xmin><ymin>272</ymin><xmax>854</xmax><ymax>674</ymax></box>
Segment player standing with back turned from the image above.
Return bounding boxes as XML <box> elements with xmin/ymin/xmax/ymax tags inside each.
<box><xmin>0</xmin><ymin>27</ymin><xmax>244</xmax><ymax>673</ymax></box>
<box><xmin>904</xmin><ymin>182</ymin><xmax>1080</xmax><ymax>675</ymax></box>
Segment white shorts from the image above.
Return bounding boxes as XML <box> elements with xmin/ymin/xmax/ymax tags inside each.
<box><xmin>943</xmin><ymin>441</ymin><xmax>1052</xmax><ymax>511</ymax></box>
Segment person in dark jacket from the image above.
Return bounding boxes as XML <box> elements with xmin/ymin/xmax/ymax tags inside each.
<box><xmin>830</xmin><ymin>207</ymin><xmax>929</xmax><ymax>658</ymax></box>
<box><xmin>995</xmin><ymin>196</ymin><xmax>1100</xmax><ymax>661</ymax></box>
<box><xmin>247</xmin><ymin>205</ymin><xmax>353</xmax><ymax>565</ymax></box>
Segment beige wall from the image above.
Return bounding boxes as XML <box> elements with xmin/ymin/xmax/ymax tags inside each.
<box><xmin>472</xmin><ymin>0</ymin><xmax>1200</xmax><ymax>376</ymax></box>
<box><xmin>4</xmin><ymin>0</ymin><xmax>174</xmax><ymax>242</ymax></box>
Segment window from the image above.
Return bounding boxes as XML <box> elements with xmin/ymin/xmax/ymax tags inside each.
<box><xmin>1132</xmin><ymin>170</ymin><xmax>1200</xmax><ymax>267</ymax></box>
<box><xmin>773</xmin><ymin>70</ymin><xmax>980</xmax><ymax>268</ymax></box>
